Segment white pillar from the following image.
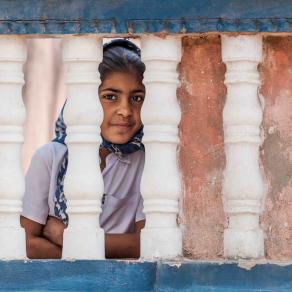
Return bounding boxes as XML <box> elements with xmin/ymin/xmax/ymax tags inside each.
<box><xmin>62</xmin><ymin>37</ymin><xmax>104</xmax><ymax>259</ymax></box>
<box><xmin>140</xmin><ymin>36</ymin><xmax>182</xmax><ymax>259</ymax></box>
<box><xmin>0</xmin><ymin>38</ymin><xmax>27</xmax><ymax>259</ymax></box>
<box><xmin>221</xmin><ymin>35</ymin><xmax>265</xmax><ymax>259</ymax></box>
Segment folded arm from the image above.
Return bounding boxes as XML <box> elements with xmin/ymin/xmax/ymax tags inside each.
<box><xmin>20</xmin><ymin>215</ymin><xmax>145</xmax><ymax>259</ymax></box>
<box><xmin>20</xmin><ymin>215</ymin><xmax>62</xmax><ymax>259</ymax></box>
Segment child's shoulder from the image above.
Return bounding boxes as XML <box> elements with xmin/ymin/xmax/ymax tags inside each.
<box><xmin>33</xmin><ymin>142</ymin><xmax>67</xmax><ymax>163</ymax></box>
<box><xmin>126</xmin><ymin>150</ymin><xmax>145</xmax><ymax>168</ymax></box>
<box><xmin>128</xmin><ymin>149</ymin><xmax>144</xmax><ymax>161</ymax></box>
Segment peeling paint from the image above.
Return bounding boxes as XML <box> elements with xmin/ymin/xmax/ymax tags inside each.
<box><xmin>178</xmin><ymin>35</ymin><xmax>226</xmax><ymax>259</ymax></box>
<box><xmin>0</xmin><ymin>1</ymin><xmax>290</xmax><ymax>35</ymax></box>
<box><xmin>262</xmin><ymin>129</ymin><xmax>292</xmax><ymax>200</ymax></box>
<box><xmin>260</xmin><ymin>36</ymin><xmax>292</xmax><ymax>260</ymax></box>
<box><xmin>237</xmin><ymin>260</ymin><xmax>257</xmax><ymax>270</ymax></box>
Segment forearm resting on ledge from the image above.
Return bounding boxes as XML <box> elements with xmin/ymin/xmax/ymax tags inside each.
<box><xmin>20</xmin><ymin>216</ymin><xmax>62</xmax><ymax>259</ymax></box>
<box><xmin>20</xmin><ymin>215</ymin><xmax>145</xmax><ymax>259</ymax></box>
<box><xmin>105</xmin><ymin>219</ymin><xmax>145</xmax><ymax>259</ymax></box>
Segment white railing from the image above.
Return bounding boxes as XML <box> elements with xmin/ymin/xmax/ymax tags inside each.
<box><xmin>140</xmin><ymin>36</ymin><xmax>182</xmax><ymax>259</ymax></box>
<box><xmin>0</xmin><ymin>34</ymin><xmax>266</xmax><ymax>260</ymax></box>
<box><xmin>221</xmin><ymin>35</ymin><xmax>265</xmax><ymax>259</ymax></box>
<box><xmin>0</xmin><ymin>38</ymin><xmax>27</xmax><ymax>259</ymax></box>
<box><xmin>61</xmin><ymin>38</ymin><xmax>105</xmax><ymax>259</ymax></box>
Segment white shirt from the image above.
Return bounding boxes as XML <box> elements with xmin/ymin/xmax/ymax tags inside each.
<box><xmin>21</xmin><ymin>142</ymin><xmax>145</xmax><ymax>233</ymax></box>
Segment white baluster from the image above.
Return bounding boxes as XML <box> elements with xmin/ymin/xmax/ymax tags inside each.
<box><xmin>221</xmin><ymin>35</ymin><xmax>265</xmax><ymax>259</ymax></box>
<box><xmin>0</xmin><ymin>38</ymin><xmax>27</xmax><ymax>259</ymax></box>
<box><xmin>140</xmin><ymin>36</ymin><xmax>182</xmax><ymax>259</ymax></box>
<box><xmin>62</xmin><ymin>38</ymin><xmax>104</xmax><ymax>259</ymax></box>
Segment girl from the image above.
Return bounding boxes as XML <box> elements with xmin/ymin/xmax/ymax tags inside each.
<box><xmin>20</xmin><ymin>39</ymin><xmax>146</xmax><ymax>259</ymax></box>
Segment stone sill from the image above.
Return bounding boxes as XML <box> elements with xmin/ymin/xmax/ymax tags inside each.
<box><xmin>0</xmin><ymin>260</ymin><xmax>291</xmax><ymax>291</ymax></box>
<box><xmin>0</xmin><ymin>0</ymin><xmax>291</xmax><ymax>34</ymax></box>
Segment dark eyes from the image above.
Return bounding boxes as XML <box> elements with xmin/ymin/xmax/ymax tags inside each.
<box><xmin>102</xmin><ymin>94</ymin><xmax>144</xmax><ymax>103</ymax></box>
<box><xmin>102</xmin><ymin>94</ymin><xmax>117</xmax><ymax>101</ymax></box>
<box><xmin>131</xmin><ymin>95</ymin><xmax>144</xmax><ymax>103</ymax></box>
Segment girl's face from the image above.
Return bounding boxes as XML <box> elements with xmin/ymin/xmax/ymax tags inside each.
<box><xmin>99</xmin><ymin>71</ymin><xmax>145</xmax><ymax>144</ymax></box>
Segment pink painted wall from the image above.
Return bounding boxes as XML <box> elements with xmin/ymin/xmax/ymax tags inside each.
<box><xmin>260</xmin><ymin>36</ymin><xmax>292</xmax><ymax>260</ymax></box>
<box><xmin>178</xmin><ymin>34</ymin><xmax>292</xmax><ymax>260</ymax></box>
<box><xmin>178</xmin><ymin>35</ymin><xmax>226</xmax><ymax>259</ymax></box>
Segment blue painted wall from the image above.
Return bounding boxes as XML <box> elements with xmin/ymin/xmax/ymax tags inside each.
<box><xmin>0</xmin><ymin>260</ymin><xmax>292</xmax><ymax>291</ymax></box>
<box><xmin>0</xmin><ymin>0</ymin><xmax>291</xmax><ymax>34</ymax></box>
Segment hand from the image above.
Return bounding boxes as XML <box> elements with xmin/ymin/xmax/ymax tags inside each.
<box><xmin>42</xmin><ymin>216</ymin><xmax>66</xmax><ymax>247</ymax></box>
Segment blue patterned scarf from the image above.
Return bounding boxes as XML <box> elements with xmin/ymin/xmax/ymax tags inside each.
<box><xmin>52</xmin><ymin>103</ymin><xmax>144</xmax><ymax>225</ymax></box>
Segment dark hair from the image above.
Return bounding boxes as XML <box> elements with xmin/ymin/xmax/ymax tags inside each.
<box><xmin>98</xmin><ymin>39</ymin><xmax>145</xmax><ymax>82</ymax></box>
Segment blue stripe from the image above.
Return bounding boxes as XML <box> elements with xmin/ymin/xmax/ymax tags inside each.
<box><xmin>0</xmin><ymin>0</ymin><xmax>291</xmax><ymax>33</ymax></box>
<box><xmin>0</xmin><ymin>260</ymin><xmax>292</xmax><ymax>291</ymax></box>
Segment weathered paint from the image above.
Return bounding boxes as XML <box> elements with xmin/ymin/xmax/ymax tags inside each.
<box><xmin>0</xmin><ymin>0</ymin><xmax>291</xmax><ymax>34</ymax></box>
<box><xmin>178</xmin><ymin>35</ymin><xmax>226</xmax><ymax>259</ymax></box>
<box><xmin>157</xmin><ymin>261</ymin><xmax>292</xmax><ymax>291</ymax></box>
<box><xmin>0</xmin><ymin>260</ymin><xmax>157</xmax><ymax>291</ymax></box>
<box><xmin>260</xmin><ymin>36</ymin><xmax>292</xmax><ymax>260</ymax></box>
<box><xmin>0</xmin><ymin>260</ymin><xmax>292</xmax><ymax>291</ymax></box>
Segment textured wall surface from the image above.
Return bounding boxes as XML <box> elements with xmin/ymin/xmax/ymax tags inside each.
<box><xmin>178</xmin><ymin>35</ymin><xmax>226</xmax><ymax>259</ymax></box>
<box><xmin>260</xmin><ymin>36</ymin><xmax>292</xmax><ymax>260</ymax></box>
<box><xmin>1</xmin><ymin>261</ymin><xmax>292</xmax><ymax>291</ymax></box>
<box><xmin>0</xmin><ymin>0</ymin><xmax>291</xmax><ymax>34</ymax></box>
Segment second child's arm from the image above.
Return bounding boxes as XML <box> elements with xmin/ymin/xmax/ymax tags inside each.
<box><xmin>105</xmin><ymin>220</ymin><xmax>145</xmax><ymax>259</ymax></box>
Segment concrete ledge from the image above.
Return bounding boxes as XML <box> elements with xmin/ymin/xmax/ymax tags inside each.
<box><xmin>0</xmin><ymin>0</ymin><xmax>291</xmax><ymax>34</ymax></box>
<box><xmin>0</xmin><ymin>260</ymin><xmax>291</xmax><ymax>291</ymax></box>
